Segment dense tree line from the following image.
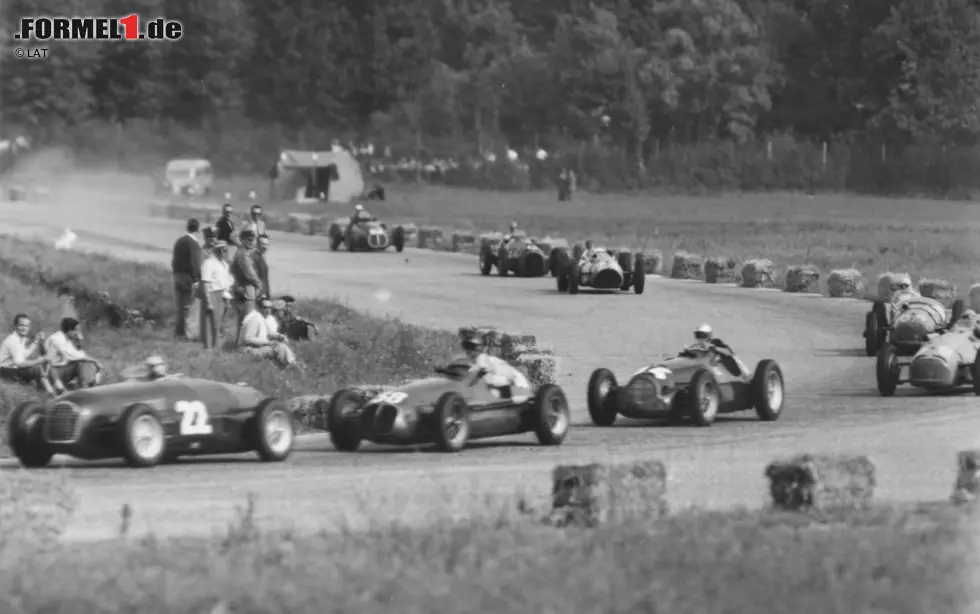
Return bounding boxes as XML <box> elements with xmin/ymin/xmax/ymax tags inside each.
<box><xmin>3</xmin><ymin>0</ymin><xmax>980</xmax><ymax>194</ymax></box>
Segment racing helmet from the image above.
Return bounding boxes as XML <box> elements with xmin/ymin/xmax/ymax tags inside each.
<box><xmin>461</xmin><ymin>331</ymin><xmax>487</xmax><ymax>352</ymax></box>
<box><xmin>354</xmin><ymin>204</ymin><xmax>364</xmax><ymax>212</ymax></box>
<box><xmin>509</xmin><ymin>221</ymin><xmax>518</xmax><ymax>231</ymax></box>
<box><xmin>890</xmin><ymin>273</ymin><xmax>913</xmax><ymax>292</ymax></box>
<box><xmin>694</xmin><ymin>323</ymin><xmax>713</xmax><ymax>341</ymax></box>
<box><xmin>585</xmin><ymin>240</ymin><xmax>593</xmax><ymax>250</ymax></box>
<box><xmin>145</xmin><ymin>355</ymin><xmax>167</xmax><ymax>378</ymax></box>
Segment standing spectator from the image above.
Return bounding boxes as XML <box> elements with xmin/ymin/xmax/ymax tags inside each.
<box><xmin>240</xmin><ymin>297</ymin><xmax>298</xmax><ymax>368</ymax></box>
<box><xmin>216</xmin><ymin>203</ymin><xmax>239</xmax><ymax>247</ymax></box>
<box><xmin>240</xmin><ymin>204</ymin><xmax>267</xmax><ymax>237</ymax></box>
<box><xmin>45</xmin><ymin>317</ymin><xmax>103</xmax><ymax>392</ymax></box>
<box><xmin>199</xmin><ymin>241</ymin><xmax>234</xmax><ymax>350</ymax></box>
<box><xmin>230</xmin><ymin>229</ymin><xmax>262</xmax><ymax>341</ymax></box>
<box><xmin>254</xmin><ymin>234</ymin><xmax>271</xmax><ymax>299</ymax></box>
<box><xmin>171</xmin><ymin>218</ymin><xmax>203</xmax><ymax>341</ymax></box>
<box><xmin>0</xmin><ymin>314</ymin><xmax>53</xmax><ymax>394</ymax></box>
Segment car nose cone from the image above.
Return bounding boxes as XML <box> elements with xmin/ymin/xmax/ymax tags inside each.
<box><xmin>909</xmin><ymin>353</ymin><xmax>956</xmax><ymax>388</ymax></box>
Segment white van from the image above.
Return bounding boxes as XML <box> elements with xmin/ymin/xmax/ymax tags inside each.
<box><xmin>162</xmin><ymin>158</ymin><xmax>214</xmax><ymax>196</ymax></box>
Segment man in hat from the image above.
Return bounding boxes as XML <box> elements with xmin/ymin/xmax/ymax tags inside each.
<box><xmin>230</xmin><ymin>229</ymin><xmax>262</xmax><ymax>341</ymax></box>
<box><xmin>199</xmin><ymin>240</ymin><xmax>234</xmax><ymax>349</ymax></box>
<box><xmin>240</xmin><ymin>297</ymin><xmax>299</xmax><ymax>368</ymax></box>
<box><xmin>273</xmin><ymin>295</ymin><xmax>319</xmax><ymax>341</ymax></box>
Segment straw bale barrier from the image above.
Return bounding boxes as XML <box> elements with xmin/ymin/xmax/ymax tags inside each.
<box><xmin>784</xmin><ymin>264</ymin><xmax>821</xmax><ymax>293</ymax></box>
<box><xmin>417</xmin><ymin>226</ymin><xmax>445</xmax><ymax>249</ymax></box>
<box><xmin>287</xmin><ymin>212</ymin><xmax>314</xmax><ymax>235</ymax></box>
<box><xmin>398</xmin><ymin>223</ymin><xmax>419</xmax><ymax>243</ymax></box>
<box><xmin>639</xmin><ymin>250</ymin><xmax>663</xmax><ymax>276</ymax></box>
<box><xmin>827</xmin><ymin>269</ymin><xmax>868</xmax><ymax>298</ymax></box>
<box><xmin>263</xmin><ymin>210</ymin><xmax>290</xmax><ymax>232</ymax></box>
<box><xmin>548</xmin><ymin>461</ymin><xmax>668</xmax><ymax>527</ymax></box>
<box><xmin>149</xmin><ymin>200</ymin><xmax>171</xmax><ymax>218</ymax></box>
<box><xmin>919</xmin><ymin>278</ymin><xmax>957</xmax><ymax>308</ymax></box>
<box><xmin>951</xmin><ymin>450</ymin><xmax>980</xmax><ymax>505</ymax></box>
<box><xmin>764</xmin><ymin>454</ymin><xmax>876</xmax><ymax>511</ymax></box>
<box><xmin>740</xmin><ymin>258</ymin><xmax>776</xmax><ymax>288</ymax></box>
<box><xmin>704</xmin><ymin>257</ymin><xmax>737</xmax><ymax>284</ymax></box>
<box><xmin>514</xmin><ymin>353</ymin><xmax>559</xmax><ymax>388</ymax></box>
<box><xmin>499</xmin><ymin>333</ymin><xmax>538</xmax><ymax>361</ymax></box>
<box><xmin>451</xmin><ymin>231</ymin><xmax>478</xmax><ymax>253</ymax></box>
<box><xmin>7</xmin><ymin>186</ymin><xmax>29</xmax><ymax>201</ymax></box>
<box><xmin>670</xmin><ymin>251</ymin><xmax>704</xmax><ymax>280</ymax></box>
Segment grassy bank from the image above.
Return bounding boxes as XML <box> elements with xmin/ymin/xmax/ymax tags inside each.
<box><xmin>0</xmin><ymin>496</ymin><xmax>972</xmax><ymax>614</ymax></box>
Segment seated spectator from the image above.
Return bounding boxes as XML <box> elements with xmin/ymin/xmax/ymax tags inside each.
<box><xmin>240</xmin><ymin>297</ymin><xmax>299</xmax><ymax>369</ymax></box>
<box><xmin>58</xmin><ymin>287</ymin><xmax>83</xmax><ymax>348</ymax></box>
<box><xmin>0</xmin><ymin>314</ymin><xmax>54</xmax><ymax>394</ymax></box>
<box><xmin>45</xmin><ymin>317</ymin><xmax>103</xmax><ymax>392</ymax></box>
<box><xmin>273</xmin><ymin>295</ymin><xmax>318</xmax><ymax>341</ymax></box>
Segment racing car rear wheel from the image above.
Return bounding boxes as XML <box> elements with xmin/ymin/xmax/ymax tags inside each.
<box><xmin>327</xmin><ymin>389</ymin><xmax>363</xmax><ymax>452</ymax></box>
<box><xmin>393</xmin><ymin>226</ymin><xmax>405</xmax><ymax>253</ymax></box>
<box><xmin>568</xmin><ymin>263</ymin><xmax>580</xmax><ymax>294</ymax></box>
<box><xmin>8</xmin><ymin>401</ymin><xmax>53</xmax><ymax>468</ymax></box>
<box><xmin>751</xmin><ymin>359</ymin><xmax>784</xmax><ymax>421</ymax></box>
<box><xmin>119</xmin><ymin>404</ymin><xmax>166</xmax><ymax>467</ymax></box>
<box><xmin>972</xmin><ymin>347</ymin><xmax>980</xmax><ymax>395</ymax></box>
<box><xmin>587</xmin><ymin>368</ymin><xmax>619</xmax><ymax>426</ymax></box>
<box><xmin>531</xmin><ymin>384</ymin><xmax>570</xmax><ymax>445</ymax></box>
<box><xmin>433</xmin><ymin>392</ymin><xmax>470</xmax><ymax>452</ymax></box>
<box><xmin>254</xmin><ymin>398</ymin><xmax>294</xmax><ymax>462</ymax></box>
<box><xmin>687</xmin><ymin>369</ymin><xmax>720</xmax><ymax>427</ymax></box>
<box><xmin>633</xmin><ymin>257</ymin><xmax>646</xmax><ymax>295</ymax></box>
<box><xmin>329</xmin><ymin>229</ymin><xmax>343</xmax><ymax>251</ymax></box>
<box><xmin>876</xmin><ymin>344</ymin><xmax>900</xmax><ymax>397</ymax></box>
<box><xmin>864</xmin><ymin>309</ymin><xmax>883</xmax><ymax>357</ymax></box>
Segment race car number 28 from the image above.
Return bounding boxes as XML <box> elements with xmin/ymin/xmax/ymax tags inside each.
<box><xmin>175</xmin><ymin>400</ymin><xmax>214</xmax><ymax>436</ymax></box>
<box><xmin>372</xmin><ymin>391</ymin><xmax>407</xmax><ymax>405</ymax></box>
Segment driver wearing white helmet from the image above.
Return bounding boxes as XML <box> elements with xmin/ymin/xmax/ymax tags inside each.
<box><xmin>691</xmin><ymin>324</ymin><xmax>744</xmax><ymax>376</ymax></box>
<box><xmin>350</xmin><ymin>203</ymin><xmax>375</xmax><ymax>226</ymax></box>
<box><xmin>503</xmin><ymin>221</ymin><xmax>520</xmax><ymax>243</ymax></box>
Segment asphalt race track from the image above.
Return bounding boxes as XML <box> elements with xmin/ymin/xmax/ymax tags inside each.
<box><xmin>0</xmin><ymin>197</ymin><xmax>973</xmax><ymax>542</ymax></box>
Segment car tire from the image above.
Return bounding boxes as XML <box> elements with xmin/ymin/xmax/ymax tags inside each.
<box><xmin>569</xmin><ymin>263</ymin><xmax>580</xmax><ymax>294</ymax></box>
<box><xmin>864</xmin><ymin>310</ymin><xmax>880</xmax><ymax>357</ymax></box>
<box><xmin>972</xmin><ymin>347</ymin><xmax>980</xmax><ymax>396</ymax></box>
<box><xmin>876</xmin><ymin>344</ymin><xmax>900</xmax><ymax>397</ymax></box>
<box><xmin>479</xmin><ymin>245</ymin><xmax>494</xmax><ymax>276</ymax></box>
<box><xmin>253</xmin><ymin>398</ymin><xmax>294</xmax><ymax>462</ymax></box>
<box><xmin>687</xmin><ymin>368</ymin><xmax>720</xmax><ymax>427</ymax></box>
<box><xmin>549</xmin><ymin>248</ymin><xmax>565</xmax><ymax>278</ymax></box>
<box><xmin>751</xmin><ymin>359</ymin><xmax>784</xmax><ymax>421</ymax></box>
<box><xmin>433</xmin><ymin>391</ymin><xmax>470</xmax><ymax>452</ymax></box>
<box><xmin>119</xmin><ymin>404</ymin><xmax>166</xmax><ymax>468</ymax></box>
<box><xmin>326</xmin><ymin>389</ymin><xmax>363</xmax><ymax>452</ymax></box>
<box><xmin>329</xmin><ymin>225</ymin><xmax>343</xmax><ymax>251</ymax></box>
<box><xmin>633</xmin><ymin>256</ymin><xmax>646</xmax><ymax>295</ymax></box>
<box><xmin>497</xmin><ymin>245</ymin><xmax>509</xmax><ymax>277</ymax></box>
<box><xmin>531</xmin><ymin>384</ymin><xmax>570</xmax><ymax>445</ymax></box>
<box><xmin>586</xmin><ymin>368</ymin><xmax>618</xmax><ymax>426</ymax></box>
<box><xmin>951</xmin><ymin>299</ymin><xmax>965</xmax><ymax>329</ymax></box>
<box><xmin>393</xmin><ymin>226</ymin><xmax>405</xmax><ymax>253</ymax></box>
<box><xmin>345</xmin><ymin>228</ymin><xmax>355</xmax><ymax>252</ymax></box>
<box><xmin>8</xmin><ymin>401</ymin><xmax>53</xmax><ymax>468</ymax></box>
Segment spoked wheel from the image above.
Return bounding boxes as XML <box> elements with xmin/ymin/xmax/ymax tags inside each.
<box><xmin>687</xmin><ymin>369</ymin><xmax>720</xmax><ymax>427</ymax></box>
<box><xmin>254</xmin><ymin>398</ymin><xmax>294</xmax><ymax>461</ymax></box>
<box><xmin>532</xmin><ymin>384</ymin><xmax>570</xmax><ymax>445</ymax></box>
<box><xmin>434</xmin><ymin>392</ymin><xmax>470</xmax><ymax>452</ymax></box>
<box><xmin>120</xmin><ymin>404</ymin><xmax>166</xmax><ymax>467</ymax></box>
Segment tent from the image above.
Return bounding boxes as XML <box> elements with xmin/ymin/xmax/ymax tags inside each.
<box><xmin>270</xmin><ymin>149</ymin><xmax>366</xmax><ymax>204</ymax></box>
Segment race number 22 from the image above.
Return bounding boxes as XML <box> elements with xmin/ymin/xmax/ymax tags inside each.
<box><xmin>175</xmin><ymin>400</ymin><xmax>213</xmax><ymax>435</ymax></box>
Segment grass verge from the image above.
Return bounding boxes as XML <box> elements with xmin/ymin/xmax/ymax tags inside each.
<box><xmin>0</xmin><ymin>496</ymin><xmax>972</xmax><ymax>614</ymax></box>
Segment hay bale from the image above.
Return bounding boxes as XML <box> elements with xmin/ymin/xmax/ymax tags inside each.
<box><xmin>951</xmin><ymin>450</ymin><xmax>980</xmax><ymax>505</ymax></box>
<box><xmin>740</xmin><ymin>258</ymin><xmax>776</xmax><ymax>288</ymax></box>
<box><xmin>549</xmin><ymin>461</ymin><xmax>668</xmax><ymax>527</ymax></box>
<box><xmin>827</xmin><ymin>269</ymin><xmax>868</xmax><ymax>298</ymax></box>
<box><xmin>7</xmin><ymin>186</ymin><xmax>29</xmax><ymax>201</ymax></box>
<box><xmin>263</xmin><ymin>210</ymin><xmax>289</xmax><ymax>232</ymax></box>
<box><xmin>764</xmin><ymin>454</ymin><xmax>876</xmax><ymax>511</ymax></box>
<box><xmin>500</xmin><ymin>333</ymin><xmax>538</xmax><ymax>361</ymax></box>
<box><xmin>784</xmin><ymin>264</ymin><xmax>821</xmax><ymax>293</ymax></box>
<box><xmin>639</xmin><ymin>251</ymin><xmax>663</xmax><ymax>276</ymax></box>
<box><xmin>704</xmin><ymin>257</ymin><xmax>737</xmax><ymax>284</ymax></box>
<box><xmin>309</xmin><ymin>216</ymin><xmax>332</xmax><ymax>236</ymax></box>
<box><xmin>287</xmin><ymin>212</ymin><xmax>314</xmax><ymax>235</ymax></box>
<box><xmin>451</xmin><ymin>231</ymin><xmax>478</xmax><ymax>253</ymax></box>
<box><xmin>670</xmin><ymin>252</ymin><xmax>704</xmax><ymax>280</ymax></box>
<box><xmin>514</xmin><ymin>353</ymin><xmax>559</xmax><ymax>388</ymax></box>
<box><xmin>919</xmin><ymin>278</ymin><xmax>957</xmax><ymax>308</ymax></box>
<box><xmin>417</xmin><ymin>226</ymin><xmax>444</xmax><ymax>249</ymax></box>
<box><xmin>399</xmin><ymin>223</ymin><xmax>419</xmax><ymax>243</ymax></box>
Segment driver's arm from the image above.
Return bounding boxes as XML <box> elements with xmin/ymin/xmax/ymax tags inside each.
<box><xmin>482</xmin><ymin>355</ymin><xmax>519</xmax><ymax>387</ymax></box>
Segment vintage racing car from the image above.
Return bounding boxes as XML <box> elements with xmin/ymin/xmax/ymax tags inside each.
<box><xmin>479</xmin><ymin>233</ymin><xmax>550</xmax><ymax>277</ymax></box>
<box><xmin>323</xmin><ymin>359</ymin><xmax>570</xmax><ymax>452</ymax></box>
<box><xmin>556</xmin><ymin>244</ymin><xmax>645</xmax><ymax>294</ymax></box>
<box><xmin>586</xmin><ymin>345</ymin><xmax>784</xmax><ymax>426</ymax></box>
<box><xmin>864</xmin><ymin>289</ymin><xmax>964</xmax><ymax>357</ymax></box>
<box><xmin>876</xmin><ymin>310</ymin><xmax>980</xmax><ymax>396</ymax></box>
<box><xmin>328</xmin><ymin>217</ymin><xmax>406</xmax><ymax>252</ymax></box>
<box><xmin>7</xmin><ymin>377</ymin><xmax>294</xmax><ymax>468</ymax></box>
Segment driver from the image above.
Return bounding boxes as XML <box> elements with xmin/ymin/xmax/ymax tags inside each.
<box><xmin>582</xmin><ymin>240</ymin><xmax>599</xmax><ymax>261</ymax></box>
<box><xmin>350</xmin><ymin>203</ymin><xmax>374</xmax><ymax>226</ymax></box>
<box><xmin>503</xmin><ymin>221</ymin><xmax>520</xmax><ymax>243</ymax></box>
<box><xmin>461</xmin><ymin>331</ymin><xmax>523</xmax><ymax>395</ymax></box>
<box><xmin>691</xmin><ymin>324</ymin><xmax>744</xmax><ymax>376</ymax></box>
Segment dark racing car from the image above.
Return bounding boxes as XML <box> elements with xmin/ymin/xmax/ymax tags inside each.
<box><xmin>586</xmin><ymin>345</ymin><xmax>784</xmax><ymax>427</ymax></box>
<box><xmin>7</xmin><ymin>377</ymin><xmax>294</xmax><ymax>468</ymax></box>
<box><xmin>479</xmin><ymin>233</ymin><xmax>550</xmax><ymax>277</ymax></box>
<box><xmin>323</xmin><ymin>359</ymin><xmax>570</xmax><ymax>452</ymax></box>
<box><xmin>328</xmin><ymin>217</ymin><xmax>406</xmax><ymax>252</ymax></box>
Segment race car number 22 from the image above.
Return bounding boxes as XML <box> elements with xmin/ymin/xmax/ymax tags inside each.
<box><xmin>175</xmin><ymin>400</ymin><xmax>214</xmax><ymax>435</ymax></box>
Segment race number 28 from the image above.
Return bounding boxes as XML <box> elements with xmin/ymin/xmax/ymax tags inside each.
<box><xmin>175</xmin><ymin>400</ymin><xmax>213</xmax><ymax>435</ymax></box>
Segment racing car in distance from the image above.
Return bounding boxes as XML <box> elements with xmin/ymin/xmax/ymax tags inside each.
<box><xmin>323</xmin><ymin>359</ymin><xmax>570</xmax><ymax>452</ymax></box>
<box><xmin>864</xmin><ymin>288</ymin><xmax>964</xmax><ymax>357</ymax></box>
<box><xmin>7</xmin><ymin>377</ymin><xmax>294</xmax><ymax>468</ymax></box>
<box><xmin>328</xmin><ymin>217</ymin><xmax>406</xmax><ymax>252</ymax></box>
<box><xmin>876</xmin><ymin>309</ymin><xmax>980</xmax><ymax>396</ymax></box>
<box><xmin>556</xmin><ymin>244</ymin><xmax>645</xmax><ymax>295</ymax></box>
<box><xmin>479</xmin><ymin>232</ymin><xmax>550</xmax><ymax>277</ymax></box>
<box><xmin>586</xmin><ymin>345</ymin><xmax>784</xmax><ymax>427</ymax></box>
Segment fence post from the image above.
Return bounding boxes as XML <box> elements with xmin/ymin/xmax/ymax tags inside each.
<box><xmin>822</xmin><ymin>142</ymin><xmax>828</xmax><ymax>167</ymax></box>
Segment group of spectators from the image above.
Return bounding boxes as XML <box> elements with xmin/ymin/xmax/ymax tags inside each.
<box><xmin>171</xmin><ymin>202</ymin><xmax>307</xmax><ymax>369</ymax></box>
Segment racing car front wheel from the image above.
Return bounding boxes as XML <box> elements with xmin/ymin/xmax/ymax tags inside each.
<box><xmin>327</xmin><ymin>389</ymin><xmax>364</xmax><ymax>452</ymax></box>
<box><xmin>433</xmin><ymin>392</ymin><xmax>470</xmax><ymax>452</ymax></box>
<box><xmin>8</xmin><ymin>401</ymin><xmax>54</xmax><ymax>468</ymax></box>
<box><xmin>687</xmin><ymin>369</ymin><xmax>720</xmax><ymax>427</ymax></box>
<box><xmin>972</xmin><ymin>347</ymin><xmax>980</xmax><ymax>396</ymax></box>
<box><xmin>876</xmin><ymin>344</ymin><xmax>901</xmax><ymax>397</ymax></box>
<box><xmin>254</xmin><ymin>398</ymin><xmax>294</xmax><ymax>462</ymax></box>
<box><xmin>751</xmin><ymin>360</ymin><xmax>784</xmax><ymax>421</ymax></box>
<box><xmin>531</xmin><ymin>384</ymin><xmax>570</xmax><ymax>445</ymax></box>
<box><xmin>119</xmin><ymin>404</ymin><xmax>167</xmax><ymax>467</ymax></box>
<box><xmin>587</xmin><ymin>368</ymin><xmax>619</xmax><ymax>426</ymax></box>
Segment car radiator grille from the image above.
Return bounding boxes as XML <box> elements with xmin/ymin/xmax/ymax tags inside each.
<box><xmin>360</xmin><ymin>404</ymin><xmax>398</xmax><ymax>434</ymax></box>
<box><xmin>593</xmin><ymin>269</ymin><xmax>622</xmax><ymax>289</ymax></box>
<box><xmin>368</xmin><ymin>233</ymin><xmax>388</xmax><ymax>248</ymax></box>
<box><xmin>627</xmin><ymin>377</ymin><xmax>660</xmax><ymax>407</ymax></box>
<box><xmin>46</xmin><ymin>402</ymin><xmax>80</xmax><ymax>443</ymax></box>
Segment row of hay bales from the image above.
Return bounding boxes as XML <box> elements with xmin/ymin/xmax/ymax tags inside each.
<box><xmin>542</xmin><ymin>451</ymin><xmax>979</xmax><ymax>528</ymax></box>
<box><xmin>156</xmin><ymin>202</ymin><xmax>978</xmax><ymax>309</ymax></box>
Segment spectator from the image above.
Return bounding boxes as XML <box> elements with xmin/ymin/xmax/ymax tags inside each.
<box><xmin>171</xmin><ymin>218</ymin><xmax>203</xmax><ymax>341</ymax></box>
<box><xmin>240</xmin><ymin>297</ymin><xmax>298</xmax><ymax>368</ymax></box>
<box><xmin>254</xmin><ymin>234</ymin><xmax>271</xmax><ymax>299</ymax></box>
<box><xmin>199</xmin><ymin>240</ymin><xmax>234</xmax><ymax>350</ymax></box>
<box><xmin>216</xmin><ymin>203</ymin><xmax>239</xmax><ymax>247</ymax></box>
<box><xmin>0</xmin><ymin>314</ymin><xmax>54</xmax><ymax>394</ymax></box>
<box><xmin>230</xmin><ymin>229</ymin><xmax>262</xmax><ymax>341</ymax></box>
<box><xmin>57</xmin><ymin>286</ymin><xmax>84</xmax><ymax>348</ymax></box>
<box><xmin>240</xmin><ymin>204</ymin><xmax>267</xmax><ymax>237</ymax></box>
<box><xmin>274</xmin><ymin>296</ymin><xmax>319</xmax><ymax>341</ymax></box>
<box><xmin>45</xmin><ymin>317</ymin><xmax>103</xmax><ymax>392</ymax></box>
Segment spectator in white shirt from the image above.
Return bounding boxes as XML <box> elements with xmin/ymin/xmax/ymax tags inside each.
<box><xmin>239</xmin><ymin>297</ymin><xmax>298</xmax><ymax>368</ymax></box>
<box><xmin>45</xmin><ymin>317</ymin><xmax>103</xmax><ymax>392</ymax></box>
<box><xmin>199</xmin><ymin>240</ymin><xmax>234</xmax><ymax>349</ymax></box>
<box><xmin>0</xmin><ymin>313</ymin><xmax>54</xmax><ymax>394</ymax></box>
